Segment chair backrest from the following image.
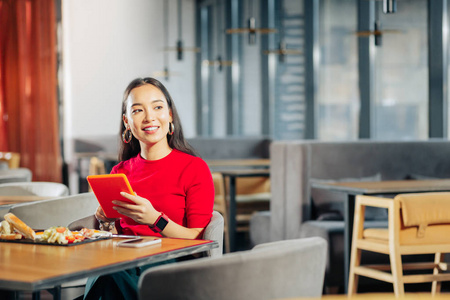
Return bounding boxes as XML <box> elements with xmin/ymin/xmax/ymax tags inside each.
<box><xmin>8</xmin><ymin>192</ymin><xmax>98</xmax><ymax>229</ymax></box>
<box><xmin>68</xmin><ymin>214</ymin><xmax>99</xmax><ymax>231</ymax></box>
<box><xmin>0</xmin><ymin>152</ymin><xmax>20</xmax><ymax>169</ymax></box>
<box><xmin>212</xmin><ymin>172</ymin><xmax>227</xmax><ymax>215</ymax></box>
<box><xmin>203</xmin><ymin>211</ymin><xmax>224</xmax><ymax>257</ymax></box>
<box><xmin>138</xmin><ymin>237</ymin><xmax>327</xmax><ymax>300</ymax></box>
<box><xmin>236</xmin><ymin>177</ymin><xmax>270</xmax><ymax>195</ymax></box>
<box><xmin>0</xmin><ymin>168</ymin><xmax>32</xmax><ymax>184</ymax></box>
<box><xmin>0</xmin><ymin>182</ymin><xmax>69</xmax><ymax>197</ymax></box>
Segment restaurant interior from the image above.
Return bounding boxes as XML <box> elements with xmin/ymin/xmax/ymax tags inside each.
<box><xmin>3</xmin><ymin>0</ymin><xmax>450</xmax><ymax>299</ymax></box>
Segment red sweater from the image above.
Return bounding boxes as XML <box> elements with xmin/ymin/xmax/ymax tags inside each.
<box><xmin>110</xmin><ymin>149</ymin><xmax>214</xmax><ymax>237</ymax></box>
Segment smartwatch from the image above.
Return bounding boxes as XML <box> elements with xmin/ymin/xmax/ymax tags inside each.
<box><xmin>149</xmin><ymin>213</ymin><xmax>169</xmax><ymax>233</ymax></box>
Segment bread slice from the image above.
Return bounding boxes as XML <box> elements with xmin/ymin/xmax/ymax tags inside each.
<box><xmin>0</xmin><ymin>233</ymin><xmax>22</xmax><ymax>240</ymax></box>
<box><xmin>4</xmin><ymin>213</ymin><xmax>36</xmax><ymax>240</ymax></box>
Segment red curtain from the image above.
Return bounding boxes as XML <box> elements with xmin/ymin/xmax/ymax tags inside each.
<box><xmin>0</xmin><ymin>0</ymin><xmax>62</xmax><ymax>182</ymax></box>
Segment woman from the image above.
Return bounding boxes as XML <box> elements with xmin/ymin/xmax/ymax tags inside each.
<box><xmin>84</xmin><ymin>77</ymin><xmax>214</xmax><ymax>300</ymax></box>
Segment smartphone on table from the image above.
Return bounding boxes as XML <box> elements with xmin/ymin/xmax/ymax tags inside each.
<box><xmin>117</xmin><ymin>237</ymin><xmax>162</xmax><ymax>248</ymax></box>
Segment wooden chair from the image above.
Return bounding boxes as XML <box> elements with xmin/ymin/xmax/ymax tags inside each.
<box><xmin>234</xmin><ymin>176</ymin><xmax>270</xmax><ymax>231</ymax></box>
<box><xmin>212</xmin><ymin>172</ymin><xmax>230</xmax><ymax>252</ymax></box>
<box><xmin>212</xmin><ymin>172</ymin><xmax>271</xmax><ymax>253</ymax></box>
<box><xmin>348</xmin><ymin>192</ymin><xmax>450</xmax><ymax>297</ymax></box>
<box><xmin>89</xmin><ymin>156</ymin><xmax>106</xmax><ymax>175</ymax></box>
<box><xmin>0</xmin><ymin>152</ymin><xmax>20</xmax><ymax>169</ymax></box>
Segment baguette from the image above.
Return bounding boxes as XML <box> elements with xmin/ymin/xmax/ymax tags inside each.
<box><xmin>4</xmin><ymin>213</ymin><xmax>36</xmax><ymax>240</ymax></box>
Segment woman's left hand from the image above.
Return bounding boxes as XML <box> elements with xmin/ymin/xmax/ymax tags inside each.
<box><xmin>112</xmin><ymin>192</ymin><xmax>161</xmax><ymax>226</ymax></box>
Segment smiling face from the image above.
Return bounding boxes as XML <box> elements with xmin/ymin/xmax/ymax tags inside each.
<box><xmin>123</xmin><ymin>84</ymin><xmax>173</xmax><ymax>159</ymax></box>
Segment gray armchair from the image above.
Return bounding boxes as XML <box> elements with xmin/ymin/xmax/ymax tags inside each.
<box><xmin>138</xmin><ymin>237</ymin><xmax>327</xmax><ymax>300</ymax></box>
<box><xmin>8</xmin><ymin>192</ymin><xmax>98</xmax><ymax>229</ymax></box>
<box><xmin>0</xmin><ymin>181</ymin><xmax>69</xmax><ymax>197</ymax></box>
<box><xmin>0</xmin><ymin>168</ymin><xmax>32</xmax><ymax>184</ymax></box>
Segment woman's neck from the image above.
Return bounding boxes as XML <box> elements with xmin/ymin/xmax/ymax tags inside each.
<box><xmin>140</xmin><ymin>142</ymin><xmax>172</xmax><ymax>161</ymax></box>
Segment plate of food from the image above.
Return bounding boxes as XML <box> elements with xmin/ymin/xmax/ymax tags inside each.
<box><xmin>0</xmin><ymin>213</ymin><xmax>112</xmax><ymax>246</ymax></box>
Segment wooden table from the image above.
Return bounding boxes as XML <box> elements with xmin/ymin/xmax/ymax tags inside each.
<box><xmin>220</xmin><ymin>169</ymin><xmax>270</xmax><ymax>252</ymax></box>
<box><xmin>311</xmin><ymin>179</ymin><xmax>450</xmax><ymax>293</ymax></box>
<box><xmin>296</xmin><ymin>293</ymin><xmax>450</xmax><ymax>300</ymax></box>
<box><xmin>0</xmin><ymin>236</ymin><xmax>218</xmax><ymax>299</ymax></box>
<box><xmin>0</xmin><ymin>195</ymin><xmax>50</xmax><ymax>206</ymax></box>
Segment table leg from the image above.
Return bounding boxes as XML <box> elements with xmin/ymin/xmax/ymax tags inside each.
<box><xmin>32</xmin><ymin>291</ymin><xmax>40</xmax><ymax>300</ymax></box>
<box><xmin>228</xmin><ymin>176</ymin><xmax>237</xmax><ymax>252</ymax></box>
<box><xmin>344</xmin><ymin>194</ymin><xmax>355</xmax><ymax>294</ymax></box>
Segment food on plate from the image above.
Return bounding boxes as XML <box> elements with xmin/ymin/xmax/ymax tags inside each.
<box><xmin>37</xmin><ymin>227</ymin><xmax>110</xmax><ymax>244</ymax></box>
<box><xmin>4</xmin><ymin>213</ymin><xmax>36</xmax><ymax>240</ymax></box>
<box><xmin>0</xmin><ymin>217</ymin><xmax>24</xmax><ymax>240</ymax></box>
<box><xmin>39</xmin><ymin>226</ymin><xmax>86</xmax><ymax>245</ymax></box>
<box><xmin>0</xmin><ymin>220</ymin><xmax>12</xmax><ymax>235</ymax></box>
<box><xmin>80</xmin><ymin>227</ymin><xmax>96</xmax><ymax>238</ymax></box>
<box><xmin>0</xmin><ymin>233</ymin><xmax>22</xmax><ymax>240</ymax></box>
<box><xmin>0</xmin><ymin>212</ymin><xmax>110</xmax><ymax>244</ymax></box>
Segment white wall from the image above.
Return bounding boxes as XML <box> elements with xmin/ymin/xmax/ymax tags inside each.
<box><xmin>62</xmin><ymin>0</ymin><xmax>197</xmax><ymax>192</ymax></box>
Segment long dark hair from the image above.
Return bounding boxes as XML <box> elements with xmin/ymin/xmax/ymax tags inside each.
<box><xmin>119</xmin><ymin>77</ymin><xmax>198</xmax><ymax>161</ymax></box>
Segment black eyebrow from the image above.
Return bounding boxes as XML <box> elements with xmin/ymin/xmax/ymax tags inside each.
<box><xmin>130</xmin><ymin>100</ymin><xmax>164</xmax><ymax>107</ymax></box>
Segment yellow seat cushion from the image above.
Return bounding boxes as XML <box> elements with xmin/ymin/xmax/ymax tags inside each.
<box><xmin>363</xmin><ymin>224</ymin><xmax>450</xmax><ymax>245</ymax></box>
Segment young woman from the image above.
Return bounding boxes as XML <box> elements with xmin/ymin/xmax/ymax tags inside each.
<box><xmin>83</xmin><ymin>77</ymin><xmax>214</xmax><ymax>300</ymax></box>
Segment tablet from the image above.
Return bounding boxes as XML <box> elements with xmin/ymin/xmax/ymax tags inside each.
<box><xmin>87</xmin><ymin>174</ymin><xmax>135</xmax><ymax>219</ymax></box>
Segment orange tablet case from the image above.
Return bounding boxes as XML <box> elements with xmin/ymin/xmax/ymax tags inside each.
<box><xmin>87</xmin><ymin>174</ymin><xmax>135</xmax><ymax>219</ymax></box>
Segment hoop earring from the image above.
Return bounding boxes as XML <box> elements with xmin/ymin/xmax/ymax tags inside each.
<box><xmin>168</xmin><ymin>122</ymin><xmax>174</xmax><ymax>135</ymax></box>
<box><xmin>122</xmin><ymin>128</ymin><xmax>132</xmax><ymax>143</ymax></box>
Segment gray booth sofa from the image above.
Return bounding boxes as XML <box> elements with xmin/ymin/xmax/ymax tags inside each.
<box><xmin>250</xmin><ymin>139</ymin><xmax>450</xmax><ymax>293</ymax></box>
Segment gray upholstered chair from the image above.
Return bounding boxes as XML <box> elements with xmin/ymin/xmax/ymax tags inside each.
<box><xmin>0</xmin><ymin>181</ymin><xmax>69</xmax><ymax>197</ymax></box>
<box><xmin>0</xmin><ymin>168</ymin><xmax>32</xmax><ymax>184</ymax></box>
<box><xmin>202</xmin><ymin>210</ymin><xmax>224</xmax><ymax>257</ymax></box>
<box><xmin>138</xmin><ymin>237</ymin><xmax>327</xmax><ymax>300</ymax></box>
<box><xmin>68</xmin><ymin>214</ymin><xmax>100</xmax><ymax>231</ymax></box>
<box><xmin>8</xmin><ymin>192</ymin><xmax>98</xmax><ymax>229</ymax></box>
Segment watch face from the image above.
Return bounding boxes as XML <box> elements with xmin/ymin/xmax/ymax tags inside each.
<box><xmin>156</xmin><ymin>216</ymin><xmax>169</xmax><ymax>231</ymax></box>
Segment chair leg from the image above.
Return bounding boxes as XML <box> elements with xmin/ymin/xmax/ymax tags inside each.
<box><xmin>432</xmin><ymin>252</ymin><xmax>444</xmax><ymax>295</ymax></box>
<box><xmin>348</xmin><ymin>248</ymin><xmax>362</xmax><ymax>295</ymax></box>
<box><xmin>348</xmin><ymin>200</ymin><xmax>365</xmax><ymax>295</ymax></box>
<box><xmin>390</xmin><ymin>250</ymin><xmax>404</xmax><ymax>297</ymax></box>
<box><xmin>224</xmin><ymin>228</ymin><xmax>230</xmax><ymax>253</ymax></box>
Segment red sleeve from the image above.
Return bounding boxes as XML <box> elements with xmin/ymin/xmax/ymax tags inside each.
<box><xmin>184</xmin><ymin>157</ymin><xmax>214</xmax><ymax>228</ymax></box>
<box><xmin>110</xmin><ymin>166</ymin><xmax>118</xmax><ymax>174</ymax></box>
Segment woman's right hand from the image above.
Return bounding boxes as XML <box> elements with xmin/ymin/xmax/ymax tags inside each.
<box><xmin>95</xmin><ymin>206</ymin><xmax>118</xmax><ymax>223</ymax></box>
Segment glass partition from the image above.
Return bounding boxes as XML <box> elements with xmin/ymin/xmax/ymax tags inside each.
<box><xmin>372</xmin><ymin>0</ymin><xmax>428</xmax><ymax>140</ymax></box>
<box><xmin>316</xmin><ymin>0</ymin><xmax>359</xmax><ymax>140</ymax></box>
